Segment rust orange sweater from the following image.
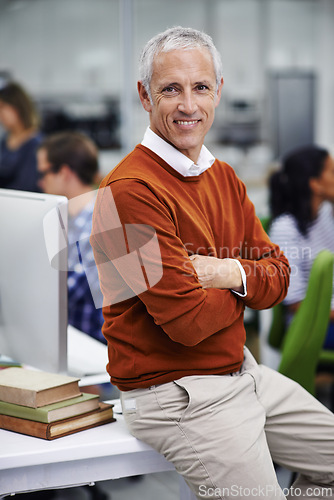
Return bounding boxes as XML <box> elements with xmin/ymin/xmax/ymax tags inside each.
<box><xmin>91</xmin><ymin>145</ymin><xmax>290</xmax><ymax>390</ymax></box>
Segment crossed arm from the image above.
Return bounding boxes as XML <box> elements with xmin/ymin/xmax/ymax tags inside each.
<box><xmin>92</xmin><ymin>179</ymin><xmax>290</xmax><ymax>345</ymax></box>
<box><xmin>190</xmin><ymin>254</ymin><xmax>243</xmax><ymax>293</ymax></box>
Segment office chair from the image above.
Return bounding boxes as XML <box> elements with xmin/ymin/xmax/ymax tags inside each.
<box><xmin>259</xmin><ymin>215</ymin><xmax>271</xmax><ymax>234</ymax></box>
<box><xmin>267</xmin><ymin>249</ymin><xmax>334</xmax><ymax>396</ymax></box>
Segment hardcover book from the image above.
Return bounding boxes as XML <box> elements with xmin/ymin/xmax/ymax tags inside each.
<box><xmin>0</xmin><ymin>402</ymin><xmax>115</xmax><ymax>440</ymax></box>
<box><xmin>0</xmin><ymin>393</ymin><xmax>100</xmax><ymax>423</ymax></box>
<box><xmin>0</xmin><ymin>367</ymin><xmax>81</xmax><ymax>407</ymax></box>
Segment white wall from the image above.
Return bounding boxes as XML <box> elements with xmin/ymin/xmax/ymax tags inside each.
<box><xmin>213</xmin><ymin>0</ymin><xmax>263</xmax><ymax>101</ymax></box>
<box><xmin>314</xmin><ymin>0</ymin><xmax>334</xmax><ymax>150</ymax></box>
<box><xmin>0</xmin><ymin>0</ymin><xmax>120</xmax><ymax>95</ymax></box>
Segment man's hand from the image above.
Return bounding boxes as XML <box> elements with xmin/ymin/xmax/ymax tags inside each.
<box><xmin>189</xmin><ymin>254</ymin><xmax>243</xmax><ymax>292</ymax></box>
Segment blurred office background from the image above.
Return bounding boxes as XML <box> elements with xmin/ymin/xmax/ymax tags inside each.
<box><xmin>1</xmin><ymin>2</ymin><xmax>332</xmax><ymax>496</ymax></box>
<box><xmin>1</xmin><ymin>0</ymin><xmax>334</xmax><ymax>216</ymax></box>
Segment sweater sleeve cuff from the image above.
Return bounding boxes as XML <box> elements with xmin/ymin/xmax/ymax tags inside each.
<box><xmin>230</xmin><ymin>259</ymin><xmax>247</xmax><ymax>297</ymax></box>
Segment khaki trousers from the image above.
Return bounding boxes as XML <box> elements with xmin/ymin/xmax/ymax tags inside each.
<box><xmin>120</xmin><ymin>348</ymin><xmax>334</xmax><ymax>499</ymax></box>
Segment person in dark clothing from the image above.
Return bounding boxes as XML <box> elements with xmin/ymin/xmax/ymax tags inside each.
<box><xmin>0</xmin><ymin>81</ymin><xmax>41</xmax><ymax>192</ymax></box>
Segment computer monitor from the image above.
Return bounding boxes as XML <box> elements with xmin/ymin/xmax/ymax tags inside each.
<box><xmin>0</xmin><ymin>189</ymin><xmax>68</xmax><ymax>373</ymax></box>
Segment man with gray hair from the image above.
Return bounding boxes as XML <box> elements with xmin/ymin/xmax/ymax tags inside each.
<box><xmin>91</xmin><ymin>26</ymin><xmax>334</xmax><ymax>499</ymax></box>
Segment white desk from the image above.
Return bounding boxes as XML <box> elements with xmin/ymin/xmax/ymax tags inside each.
<box><xmin>0</xmin><ymin>404</ymin><xmax>196</xmax><ymax>500</ymax></box>
<box><xmin>0</xmin><ymin>331</ymin><xmax>196</xmax><ymax>498</ymax></box>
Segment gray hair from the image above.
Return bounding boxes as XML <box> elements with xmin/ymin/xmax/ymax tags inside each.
<box><xmin>139</xmin><ymin>26</ymin><xmax>223</xmax><ymax>102</ymax></box>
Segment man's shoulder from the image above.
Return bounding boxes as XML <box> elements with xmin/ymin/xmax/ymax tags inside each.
<box><xmin>212</xmin><ymin>158</ymin><xmax>237</xmax><ymax>174</ymax></box>
<box><xmin>210</xmin><ymin>158</ymin><xmax>243</xmax><ymax>188</ymax></box>
<box><xmin>100</xmin><ymin>145</ymin><xmax>163</xmax><ymax>188</ymax></box>
<box><xmin>94</xmin><ymin>146</ymin><xmax>168</xmax><ymax>219</ymax></box>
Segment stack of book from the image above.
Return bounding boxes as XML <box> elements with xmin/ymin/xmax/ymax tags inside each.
<box><xmin>0</xmin><ymin>367</ymin><xmax>115</xmax><ymax>440</ymax></box>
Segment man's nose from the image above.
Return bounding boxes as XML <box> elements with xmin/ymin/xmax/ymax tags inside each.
<box><xmin>177</xmin><ymin>90</ymin><xmax>198</xmax><ymax>115</ymax></box>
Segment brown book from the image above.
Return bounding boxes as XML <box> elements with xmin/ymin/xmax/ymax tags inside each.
<box><xmin>0</xmin><ymin>367</ymin><xmax>81</xmax><ymax>408</ymax></box>
<box><xmin>0</xmin><ymin>402</ymin><xmax>115</xmax><ymax>440</ymax></box>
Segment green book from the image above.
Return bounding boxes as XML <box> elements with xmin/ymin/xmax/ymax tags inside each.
<box><xmin>0</xmin><ymin>392</ymin><xmax>100</xmax><ymax>423</ymax></box>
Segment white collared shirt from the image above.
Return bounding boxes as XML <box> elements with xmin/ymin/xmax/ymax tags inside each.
<box><xmin>141</xmin><ymin>127</ymin><xmax>247</xmax><ymax>297</ymax></box>
<box><xmin>141</xmin><ymin>127</ymin><xmax>215</xmax><ymax>177</ymax></box>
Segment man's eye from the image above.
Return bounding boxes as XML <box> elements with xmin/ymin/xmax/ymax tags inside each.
<box><xmin>197</xmin><ymin>85</ymin><xmax>209</xmax><ymax>91</ymax></box>
<box><xmin>162</xmin><ymin>86</ymin><xmax>177</xmax><ymax>94</ymax></box>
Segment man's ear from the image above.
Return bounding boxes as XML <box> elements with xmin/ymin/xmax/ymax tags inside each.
<box><xmin>215</xmin><ymin>77</ymin><xmax>224</xmax><ymax>108</ymax></box>
<box><xmin>138</xmin><ymin>81</ymin><xmax>152</xmax><ymax>112</ymax></box>
<box><xmin>59</xmin><ymin>164</ymin><xmax>73</xmax><ymax>181</ymax></box>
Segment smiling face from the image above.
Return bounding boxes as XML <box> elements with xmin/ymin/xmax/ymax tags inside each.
<box><xmin>138</xmin><ymin>47</ymin><xmax>223</xmax><ymax>163</ymax></box>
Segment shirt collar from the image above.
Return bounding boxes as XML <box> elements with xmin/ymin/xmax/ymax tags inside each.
<box><xmin>141</xmin><ymin>127</ymin><xmax>215</xmax><ymax>177</ymax></box>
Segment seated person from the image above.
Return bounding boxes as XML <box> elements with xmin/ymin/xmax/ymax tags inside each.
<box><xmin>91</xmin><ymin>26</ymin><xmax>334</xmax><ymax>497</ymax></box>
<box><xmin>0</xmin><ymin>81</ymin><xmax>42</xmax><ymax>192</ymax></box>
<box><xmin>37</xmin><ymin>131</ymin><xmax>105</xmax><ymax>344</ymax></box>
<box><xmin>269</xmin><ymin>144</ymin><xmax>334</xmax><ymax>349</ymax></box>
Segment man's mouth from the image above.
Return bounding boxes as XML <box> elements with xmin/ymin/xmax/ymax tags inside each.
<box><xmin>174</xmin><ymin>120</ymin><xmax>200</xmax><ymax>126</ymax></box>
